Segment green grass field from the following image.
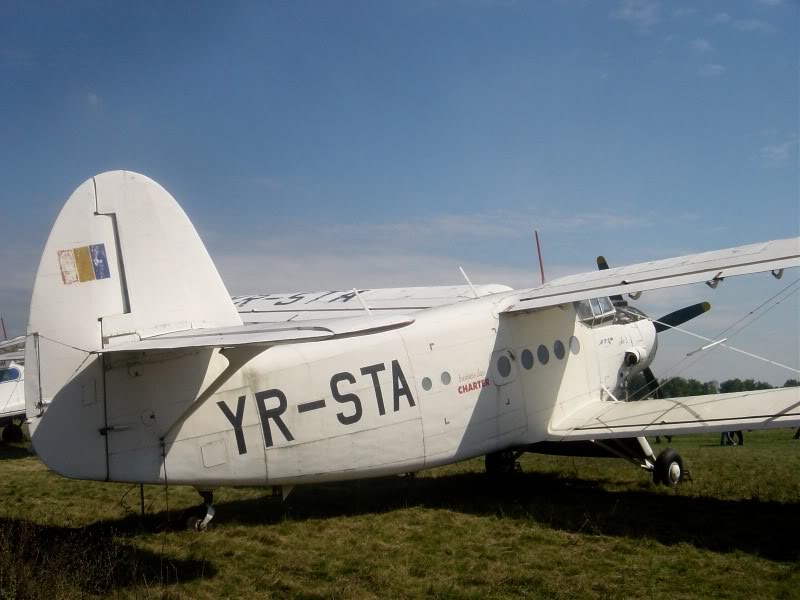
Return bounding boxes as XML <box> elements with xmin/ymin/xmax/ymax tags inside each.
<box><xmin>1</xmin><ymin>430</ymin><xmax>798</xmax><ymax>599</ymax></box>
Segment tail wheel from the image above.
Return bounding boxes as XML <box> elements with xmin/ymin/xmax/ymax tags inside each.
<box><xmin>485</xmin><ymin>450</ymin><xmax>519</xmax><ymax>476</ymax></box>
<box><xmin>653</xmin><ymin>448</ymin><xmax>684</xmax><ymax>486</ymax></box>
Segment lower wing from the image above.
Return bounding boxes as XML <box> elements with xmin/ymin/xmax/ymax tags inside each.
<box><xmin>549</xmin><ymin>388</ymin><xmax>800</xmax><ymax>441</ymax></box>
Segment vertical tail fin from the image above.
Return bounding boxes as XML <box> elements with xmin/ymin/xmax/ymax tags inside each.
<box><xmin>26</xmin><ymin>171</ymin><xmax>239</xmax><ymax>479</ymax></box>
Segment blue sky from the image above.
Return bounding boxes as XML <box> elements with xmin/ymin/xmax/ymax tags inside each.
<box><xmin>1</xmin><ymin>0</ymin><xmax>798</xmax><ymax>384</ymax></box>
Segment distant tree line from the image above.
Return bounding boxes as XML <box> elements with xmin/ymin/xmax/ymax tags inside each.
<box><xmin>626</xmin><ymin>375</ymin><xmax>799</xmax><ymax>400</ymax></box>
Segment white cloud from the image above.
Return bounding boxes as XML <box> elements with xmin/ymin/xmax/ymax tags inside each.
<box><xmin>86</xmin><ymin>92</ymin><xmax>101</xmax><ymax>108</ymax></box>
<box><xmin>0</xmin><ymin>48</ymin><xmax>36</xmax><ymax>69</ymax></box>
<box><xmin>757</xmin><ymin>137</ymin><xmax>798</xmax><ymax>167</ymax></box>
<box><xmin>672</xmin><ymin>7</ymin><xmax>697</xmax><ymax>18</ymax></box>
<box><xmin>535</xmin><ymin>213</ymin><xmax>650</xmax><ymax>231</ymax></box>
<box><xmin>611</xmin><ymin>0</ymin><xmax>660</xmax><ymax>31</ymax></box>
<box><xmin>229</xmin><ymin>174</ymin><xmax>284</xmax><ymax>191</ymax></box>
<box><xmin>220</xmin><ymin>209</ymin><xmax>653</xmax><ymax>254</ymax></box>
<box><xmin>301</xmin><ymin>213</ymin><xmax>521</xmax><ymax>242</ymax></box>
<box><xmin>711</xmin><ymin>13</ymin><xmax>774</xmax><ymax>33</ymax></box>
<box><xmin>696</xmin><ymin>63</ymin><xmax>726</xmax><ymax>77</ymax></box>
<box><xmin>731</xmin><ymin>18</ymin><xmax>774</xmax><ymax>33</ymax></box>
<box><xmin>215</xmin><ymin>244</ymin><xmax>542</xmax><ymax>295</ymax></box>
<box><xmin>688</xmin><ymin>38</ymin><xmax>713</xmax><ymax>52</ymax></box>
<box><xmin>209</xmin><ymin>206</ymin><xmax>657</xmax><ymax>294</ymax></box>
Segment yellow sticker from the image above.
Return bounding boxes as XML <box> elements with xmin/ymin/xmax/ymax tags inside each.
<box><xmin>73</xmin><ymin>246</ymin><xmax>95</xmax><ymax>282</ymax></box>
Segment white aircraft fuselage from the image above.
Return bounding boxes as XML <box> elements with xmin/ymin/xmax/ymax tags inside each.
<box><xmin>90</xmin><ymin>293</ymin><xmax>654</xmax><ymax>488</ymax></box>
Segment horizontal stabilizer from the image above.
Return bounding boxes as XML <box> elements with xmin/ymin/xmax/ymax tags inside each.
<box><xmin>0</xmin><ymin>336</ymin><xmax>25</xmax><ymax>353</ymax></box>
<box><xmin>235</xmin><ymin>285</ymin><xmax>512</xmax><ymax>323</ymax></box>
<box><xmin>507</xmin><ymin>237</ymin><xmax>800</xmax><ymax>313</ymax></box>
<box><xmin>0</xmin><ymin>351</ymin><xmax>24</xmax><ymax>362</ymax></box>
<box><xmin>97</xmin><ymin>314</ymin><xmax>415</xmax><ymax>353</ymax></box>
<box><xmin>549</xmin><ymin>387</ymin><xmax>800</xmax><ymax>440</ymax></box>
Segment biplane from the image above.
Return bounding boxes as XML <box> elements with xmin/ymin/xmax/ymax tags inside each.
<box><xmin>23</xmin><ymin>171</ymin><xmax>800</xmax><ymax>529</ymax></box>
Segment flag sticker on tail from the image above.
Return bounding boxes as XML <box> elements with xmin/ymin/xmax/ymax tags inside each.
<box><xmin>74</xmin><ymin>246</ymin><xmax>94</xmax><ymax>281</ymax></box>
<box><xmin>58</xmin><ymin>243</ymin><xmax>111</xmax><ymax>285</ymax></box>
<box><xmin>89</xmin><ymin>244</ymin><xmax>110</xmax><ymax>279</ymax></box>
<box><xmin>58</xmin><ymin>250</ymin><xmax>79</xmax><ymax>285</ymax></box>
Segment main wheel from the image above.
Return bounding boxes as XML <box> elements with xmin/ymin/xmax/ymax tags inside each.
<box><xmin>653</xmin><ymin>448</ymin><xmax>684</xmax><ymax>486</ymax></box>
<box><xmin>2</xmin><ymin>424</ymin><xmax>24</xmax><ymax>444</ymax></box>
<box><xmin>185</xmin><ymin>514</ymin><xmax>211</xmax><ymax>532</ymax></box>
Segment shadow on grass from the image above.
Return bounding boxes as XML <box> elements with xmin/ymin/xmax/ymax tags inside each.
<box><xmin>0</xmin><ymin>516</ymin><xmax>215</xmax><ymax>597</ymax></box>
<box><xmin>0</xmin><ymin>444</ymin><xmax>30</xmax><ymax>460</ymax></box>
<box><xmin>135</xmin><ymin>471</ymin><xmax>798</xmax><ymax>563</ymax></box>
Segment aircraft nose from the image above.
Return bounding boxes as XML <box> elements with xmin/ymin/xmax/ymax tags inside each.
<box><xmin>625</xmin><ymin>318</ymin><xmax>658</xmax><ymax>374</ymax></box>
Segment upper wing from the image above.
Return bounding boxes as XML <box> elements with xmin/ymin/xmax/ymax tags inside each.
<box><xmin>98</xmin><ymin>313</ymin><xmax>414</xmax><ymax>352</ymax></box>
<box><xmin>549</xmin><ymin>387</ymin><xmax>800</xmax><ymax>441</ymax></box>
<box><xmin>505</xmin><ymin>237</ymin><xmax>800</xmax><ymax>313</ymax></box>
<box><xmin>235</xmin><ymin>284</ymin><xmax>512</xmax><ymax>323</ymax></box>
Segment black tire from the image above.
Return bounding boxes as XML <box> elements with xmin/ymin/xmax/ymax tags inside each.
<box><xmin>654</xmin><ymin>448</ymin><xmax>684</xmax><ymax>486</ymax></box>
<box><xmin>186</xmin><ymin>515</ymin><xmax>207</xmax><ymax>532</ymax></box>
<box><xmin>2</xmin><ymin>424</ymin><xmax>24</xmax><ymax>444</ymax></box>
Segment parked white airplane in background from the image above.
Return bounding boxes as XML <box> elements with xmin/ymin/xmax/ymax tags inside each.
<box><xmin>23</xmin><ymin>172</ymin><xmax>800</xmax><ymax>530</ymax></box>
<box><xmin>0</xmin><ymin>335</ymin><xmax>26</xmax><ymax>443</ymax></box>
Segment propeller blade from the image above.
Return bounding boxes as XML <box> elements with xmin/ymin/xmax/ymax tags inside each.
<box><xmin>654</xmin><ymin>302</ymin><xmax>711</xmax><ymax>333</ymax></box>
<box><xmin>596</xmin><ymin>255</ymin><xmax>627</xmax><ymax>306</ymax></box>
<box><xmin>643</xmin><ymin>367</ymin><xmax>662</xmax><ymax>399</ymax></box>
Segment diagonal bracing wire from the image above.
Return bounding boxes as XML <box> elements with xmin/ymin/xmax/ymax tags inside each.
<box><xmin>626</xmin><ymin>278</ymin><xmax>800</xmax><ymax>399</ymax></box>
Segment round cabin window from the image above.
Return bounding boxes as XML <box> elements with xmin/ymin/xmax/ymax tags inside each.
<box><xmin>537</xmin><ymin>344</ymin><xmax>550</xmax><ymax>365</ymax></box>
<box><xmin>521</xmin><ymin>349</ymin><xmax>534</xmax><ymax>370</ymax></box>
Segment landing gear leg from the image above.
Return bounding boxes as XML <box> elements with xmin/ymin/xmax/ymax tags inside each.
<box><xmin>485</xmin><ymin>450</ymin><xmax>521</xmax><ymax>476</ymax></box>
<box><xmin>186</xmin><ymin>490</ymin><xmax>215</xmax><ymax>531</ymax></box>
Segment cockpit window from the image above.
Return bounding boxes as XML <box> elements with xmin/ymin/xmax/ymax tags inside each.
<box><xmin>575</xmin><ymin>298</ymin><xmax>616</xmax><ymax>327</ymax></box>
<box><xmin>598</xmin><ymin>297</ymin><xmax>615</xmax><ymax>314</ymax></box>
<box><xmin>576</xmin><ymin>300</ymin><xmax>594</xmax><ymax>321</ymax></box>
<box><xmin>0</xmin><ymin>367</ymin><xmax>20</xmax><ymax>383</ymax></box>
<box><xmin>614</xmin><ymin>305</ymin><xmax>647</xmax><ymax>325</ymax></box>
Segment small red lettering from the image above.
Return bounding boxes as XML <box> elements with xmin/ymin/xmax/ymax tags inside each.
<box><xmin>458</xmin><ymin>377</ymin><xmax>491</xmax><ymax>395</ymax></box>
